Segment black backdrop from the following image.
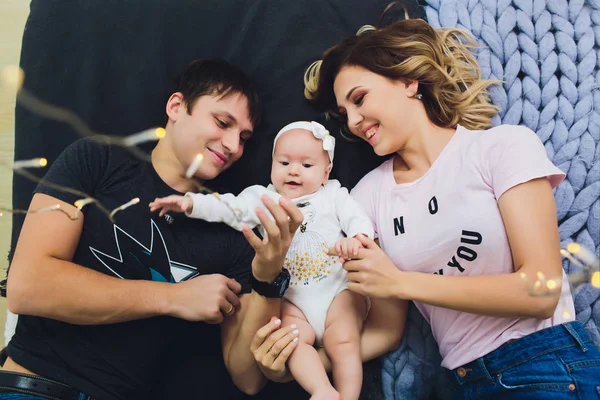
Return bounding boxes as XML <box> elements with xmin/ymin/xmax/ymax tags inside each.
<box><xmin>10</xmin><ymin>1</ymin><xmax>425</xmax><ymax>398</ymax></box>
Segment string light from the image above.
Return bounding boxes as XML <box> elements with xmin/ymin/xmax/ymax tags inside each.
<box><xmin>122</xmin><ymin>128</ymin><xmax>166</xmax><ymax>147</ymax></box>
<box><xmin>566</xmin><ymin>243</ymin><xmax>599</xmax><ymax>269</ymax></box>
<box><xmin>109</xmin><ymin>198</ymin><xmax>140</xmax><ymax>219</ymax></box>
<box><xmin>591</xmin><ymin>272</ymin><xmax>600</xmax><ymax>289</ymax></box>
<box><xmin>185</xmin><ymin>154</ymin><xmax>204</xmax><ymax>178</ymax></box>
<box><xmin>11</xmin><ymin>83</ymin><xmax>217</xmax><ymax>194</ymax></box>
<box><xmin>0</xmin><ymin>204</ymin><xmax>78</xmax><ymax>220</ymax></box>
<box><xmin>73</xmin><ymin>197</ymin><xmax>98</xmax><ymax>218</ymax></box>
<box><xmin>523</xmin><ymin>243</ymin><xmax>600</xmax><ymax>300</ymax></box>
<box><xmin>0</xmin><ymin>65</ymin><xmax>24</xmax><ymax>92</ymax></box>
<box><xmin>0</xmin><ymin>70</ymin><xmax>221</xmax><ymax>222</ymax></box>
<box><xmin>560</xmin><ymin>249</ymin><xmax>587</xmax><ymax>269</ymax></box>
<box><xmin>12</xmin><ymin>157</ymin><xmax>47</xmax><ymax>170</ymax></box>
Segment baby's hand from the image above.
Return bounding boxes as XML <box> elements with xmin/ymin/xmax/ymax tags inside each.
<box><xmin>149</xmin><ymin>195</ymin><xmax>193</xmax><ymax>217</ymax></box>
<box><xmin>335</xmin><ymin>237</ymin><xmax>363</xmax><ymax>262</ymax></box>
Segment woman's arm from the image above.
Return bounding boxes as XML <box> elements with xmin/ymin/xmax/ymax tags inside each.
<box><xmin>347</xmin><ymin>178</ymin><xmax>563</xmax><ymax>319</ymax></box>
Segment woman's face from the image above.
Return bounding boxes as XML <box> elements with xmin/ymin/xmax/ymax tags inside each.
<box><xmin>333</xmin><ymin>65</ymin><xmax>418</xmax><ymax>156</ymax></box>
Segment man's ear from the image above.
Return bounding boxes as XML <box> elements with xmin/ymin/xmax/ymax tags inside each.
<box><xmin>166</xmin><ymin>92</ymin><xmax>185</xmax><ymax>122</ymax></box>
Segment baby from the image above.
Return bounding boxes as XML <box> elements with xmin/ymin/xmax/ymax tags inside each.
<box><xmin>150</xmin><ymin>121</ymin><xmax>373</xmax><ymax>400</ymax></box>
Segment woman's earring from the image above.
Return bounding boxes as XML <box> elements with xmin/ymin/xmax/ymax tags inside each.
<box><xmin>415</xmin><ymin>93</ymin><xmax>423</xmax><ymax>100</ymax></box>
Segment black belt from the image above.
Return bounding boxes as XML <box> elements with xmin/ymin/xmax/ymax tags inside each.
<box><xmin>0</xmin><ymin>371</ymin><xmax>91</xmax><ymax>400</ymax></box>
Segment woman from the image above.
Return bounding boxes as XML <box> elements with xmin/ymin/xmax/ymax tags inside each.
<box><xmin>253</xmin><ymin>15</ymin><xmax>600</xmax><ymax>399</ymax></box>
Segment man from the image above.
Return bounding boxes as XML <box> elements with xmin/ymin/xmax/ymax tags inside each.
<box><xmin>2</xmin><ymin>59</ymin><xmax>303</xmax><ymax>400</ymax></box>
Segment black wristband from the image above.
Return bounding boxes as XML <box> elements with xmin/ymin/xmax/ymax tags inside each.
<box><xmin>250</xmin><ymin>268</ymin><xmax>291</xmax><ymax>298</ymax></box>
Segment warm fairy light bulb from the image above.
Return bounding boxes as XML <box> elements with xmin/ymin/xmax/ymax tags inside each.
<box><xmin>567</xmin><ymin>242</ymin><xmax>598</xmax><ymax>267</ymax></box>
<box><xmin>185</xmin><ymin>154</ymin><xmax>204</xmax><ymax>178</ymax></box>
<box><xmin>520</xmin><ymin>272</ymin><xmax>527</xmax><ymax>280</ymax></box>
<box><xmin>123</xmin><ymin>128</ymin><xmax>165</xmax><ymax>146</ymax></box>
<box><xmin>562</xmin><ymin>309</ymin><xmax>571</xmax><ymax>319</ymax></box>
<box><xmin>591</xmin><ymin>272</ymin><xmax>600</xmax><ymax>289</ymax></box>
<box><xmin>110</xmin><ymin>197</ymin><xmax>140</xmax><ymax>218</ymax></box>
<box><xmin>13</xmin><ymin>158</ymin><xmax>48</xmax><ymax>169</ymax></box>
<box><xmin>566</xmin><ymin>243</ymin><xmax>580</xmax><ymax>254</ymax></box>
<box><xmin>0</xmin><ymin>65</ymin><xmax>25</xmax><ymax>91</ymax></box>
<box><xmin>74</xmin><ymin>198</ymin><xmax>96</xmax><ymax>209</ymax></box>
<box><xmin>546</xmin><ymin>279</ymin><xmax>558</xmax><ymax>290</ymax></box>
<box><xmin>536</xmin><ymin>271</ymin><xmax>546</xmax><ymax>281</ymax></box>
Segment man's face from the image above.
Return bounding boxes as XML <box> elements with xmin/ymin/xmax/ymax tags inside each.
<box><xmin>167</xmin><ymin>92</ymin><xmax>254</xmax><ymax>181</ymax></box>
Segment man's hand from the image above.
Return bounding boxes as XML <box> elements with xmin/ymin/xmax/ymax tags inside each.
<box><xmin>166</xmin><ymin>274</ymin><xmax>242</xmax><ymax>323</ymax></box>
<box><xmin>242</xmin><ymin>196</ymin><xmax>303</xmax><ymax>282</ymax></box>
<box><xmin>149</xmin><ymin>195</ymin><xmax>193</xmax><ymax>217</ymax></box>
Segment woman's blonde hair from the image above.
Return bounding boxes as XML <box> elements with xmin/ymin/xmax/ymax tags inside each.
<box><xmin>304</xmin><ymin>12</ymin><xmax>500</xmax><ymax>131</ymax></box>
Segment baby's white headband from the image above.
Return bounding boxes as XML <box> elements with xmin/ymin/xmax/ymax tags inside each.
<box><xmin>272</xmin><ymin>121</ymin><xmax>335</xmax><ymax>163</ymax></box>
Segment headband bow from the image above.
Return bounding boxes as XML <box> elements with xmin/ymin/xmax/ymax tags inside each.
<box><xmin>273</xmin><ymin>121</ymin><xmax>335</xmax><ymax>163</ymax></box>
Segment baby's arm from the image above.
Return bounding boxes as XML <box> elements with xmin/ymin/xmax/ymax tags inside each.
<box><xmin>331</xmin><ymin>183</ymin><xmax>375</xmax><ymax>240</ymax></box>
<box><xmin>186</xmin><ymin>186</ymin><xmax>282</xmax><ymax>231</ymax></box>
<box><xmin>330</xmin><ymin>182</ymin><xmax>375</xmax><ymax>260</ymax></box>
<box><xmin>149</xmin><ymin>195</ymin><xmax>193</xmax><ymax>216</ymax></box>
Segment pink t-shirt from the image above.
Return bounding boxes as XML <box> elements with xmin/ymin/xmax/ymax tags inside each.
<box><xmin>351</xmin><ymin>124</ymin><xmax>575</xmax><ymax>369</ymax></box>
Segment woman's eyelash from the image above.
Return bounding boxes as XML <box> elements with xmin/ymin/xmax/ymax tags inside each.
<box><xmin>354</xmin><ymin>94</ymin><xmax>365</xmax><ymax>105</ymax></box>
<box><xmin>216</xmin><ymin>118</ymin><xmax>228</xmax><ymax>128</ymax></box>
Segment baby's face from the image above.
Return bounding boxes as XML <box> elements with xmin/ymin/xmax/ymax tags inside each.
<box><xmin>271</xmin><ymin>129</ymin><xmax>331</xmax><ymax>199</ymax></box>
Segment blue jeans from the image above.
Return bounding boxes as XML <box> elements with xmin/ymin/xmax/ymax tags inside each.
<box><xmin>0</xmin><ymin>395</ymin><xmax>48</xmax><ymax>400</ymax></box>
<box><xmin>0</xmin><ymin>392</ymin><xmax>90</xmax><ymax>400</ymax></box>
<box><xmin>450</xmin><ymin>321</ymin><xmax>600</xmax><ymax>399</ymax></box>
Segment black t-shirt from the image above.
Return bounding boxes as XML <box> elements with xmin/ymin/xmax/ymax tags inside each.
<box><xmin>7</xmin><ymin>138</ymin><xmax>254</xmax><ymax>400</ymax></box>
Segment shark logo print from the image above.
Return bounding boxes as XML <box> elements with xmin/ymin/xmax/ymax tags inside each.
<box><xmin>90</xmin><ymin>220</ymin><xmax>198</xmax><ymax>283</ymax></box>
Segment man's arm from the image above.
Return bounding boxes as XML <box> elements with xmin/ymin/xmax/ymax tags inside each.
<box><xmin>8</xmin><ymin>193</ymin><xmax>240</xmax><ymax>325</ymax></box>
<box><xmin>220</xmin><ymin>195</ymin><xmax>304</xmax><ymax>395</ymax></box>
<box><xmin>221</xmin><ymin>292</ymin><xmax>280</xmax><ymax>395</ymax></box>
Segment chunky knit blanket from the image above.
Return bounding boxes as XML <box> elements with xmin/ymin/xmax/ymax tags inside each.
<box><xmin>383</xmin><ymin>0</ymin><xmax>600</xmax><ymax>398</ymax></box>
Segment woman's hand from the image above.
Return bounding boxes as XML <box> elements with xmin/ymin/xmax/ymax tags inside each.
<box><xmin>330</xmin><ymin>234</ymin><xmax>405</xmax><ymax>299</ymax></box>
<box><xmin>242</xmin><ymin>196</ymin><xmax>303</xmax><ymax>282</ymax></box>
<box><xmin>250</xmin><ymin>317</ymin><xmax>299</xmax><ymax>383</ymax></box>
